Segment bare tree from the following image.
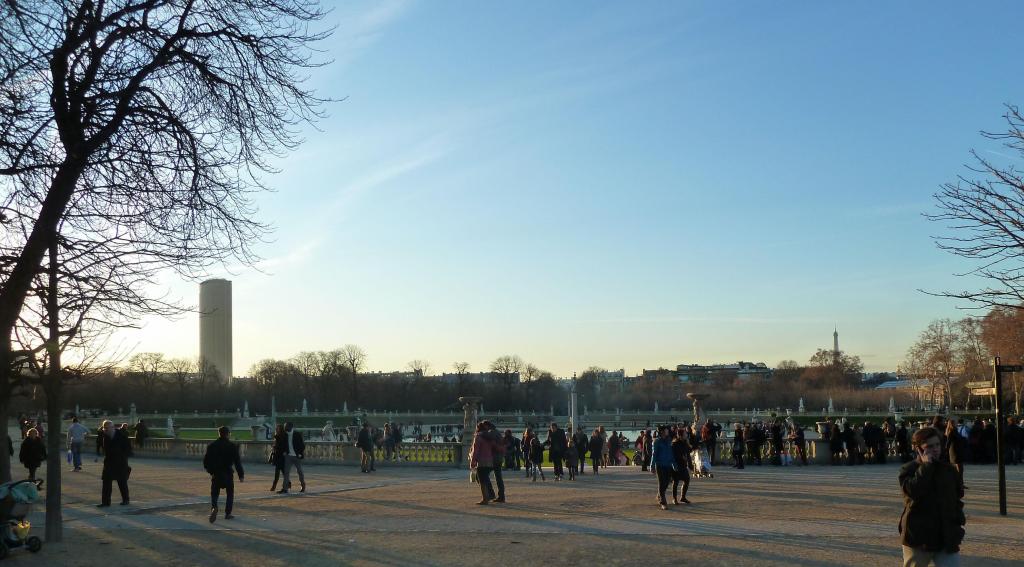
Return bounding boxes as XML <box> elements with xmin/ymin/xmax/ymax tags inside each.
<box><xmin>521</xmin><ymin>363</ymin><xmax>540</xmax><ymax>383</ymax></box>
<box><xmin>802</xmin><ymin>349</ymin><xmax>863</xmax><ymax>390</ymax></box>
<box><xmin>928</xmin><ymin>105</ymin><xmax>1024</xmax><ymax>308</ymax></box>
<box><xmin>126</xmin><ymin>352</ymin><xmax>166</xmax><ymax>399</ymax></box>
<box><xmin>291</xmin><ymin>351</ymin><xmax>321</xmax><ymax>404</ymax></box>
<box><xmin>490</xmin><ymin>354</ymin><xmax>523</xmax><ymax>394</ymax></box>
<box><xmin>452</xmin><ymin>361</ymin><xmax>470</xmax><ymax>395</ymax></box>
<box><xmin>0</xmin><ymin>0</ymin><xmax>330</xmax><ymax>498</ymax></box>
<box><xmin>956</xmin><ymin>317</ymin><xmax>990</xmax><ymax>394</ymax></box>
<box><xmin>341</xmin><ymin>344</ymin><xmax>366</xmax><ymax>404</ymax></box>
<box><xmin>195</xmin><ymin>356</ymin><xmax>223</xmax><ymax>403</ymax></box>
<box><xmin>981</xmin><ymin>306</ymin><xmax>1024</xmax><ymax>413</ymax></box>
<box><xmin>166</xmin><ymin>357</ymin><xmax>196</xmax><ymax>406</ymax></box>
<box><xmin>407</xmin><ymin>359</ymin><xmax>430</xmax><ymax>377</ymax></box>
<box><xmin>907</xmin><ymin>320</ymin><xmax>960</xmax><ymax>409</ymax></box>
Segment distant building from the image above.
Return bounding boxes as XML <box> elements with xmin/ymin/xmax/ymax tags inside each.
<box><xmin>199</xmin><ymin>279</ymin><xmax>232</xmax><ymax>384</ymax></box>
<box><xmin>675</xmin><ymin>361</ymin><xmax>772</xmax><ymax>383</ymax></box>
<box><xmin>364</xmin><ymin>370</ymin><xmax>422</xmax><ymax>381</ymax></box>
<box><xmin>437</xmin><ymin>371</ymin><xmax>520</xmax><ymax>386</ymax></box>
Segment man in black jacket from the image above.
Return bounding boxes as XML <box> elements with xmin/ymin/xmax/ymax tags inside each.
<box><xmin>545</xmin><ymin>423</ymin><xmax>568</xmax><ymax>480</ymax></box>
<box><xmin>357</xmin><ymin>423</ymin><xmax>374</xmax><ymax>473</ymax></box>
<box><xmin>573</xmin><ymin>427</ymin><xmax>588</xmax><ymax>475</ymax></box>
<box><xmin>204</xmin><ymin>426</ymin><xmax>244</xmax><ymax>523</ymax></box>
<box><xmin>898</xmin><ymin>426</ymin><xmax>965</xmax><ymax>566</ymax></box>
<box><xmin>97</xmin><ymin>419</ymin><xmax>131</xmax><ymax>507</ymax></box>
<box><xmin>280</xmin><ymin>422</ymin><xmax>306</xmax><ymax>493</ymax></box>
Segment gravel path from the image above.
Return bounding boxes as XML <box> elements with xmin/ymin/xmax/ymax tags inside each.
<box><xmin>6</xmin><ymin>458</ymin><xmax>1022</xmax><ymax>566</ymax></box>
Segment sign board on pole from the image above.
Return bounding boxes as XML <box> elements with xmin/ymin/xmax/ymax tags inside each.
<box><xmin>966</xmin><ymin>381</ymin><xmax>994</xmax><ymax>389</ymax></box>
<box><xmin>971</xmin><ymin>387</ymin><xmax>997</xmax><ymax>396</ymax></box>
<box><xmin>996</xmin><ymin>364</ymin><xmax>1024</xmax><ymax>372</ymax></box>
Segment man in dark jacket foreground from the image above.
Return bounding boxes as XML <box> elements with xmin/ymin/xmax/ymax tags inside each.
<box><xmin>204</xmin><ymin>426</ymin><xmax>244</xmax><ymax>523</ymax></box>
<box><xmin>898</xmin><ymin>426</ymin><xmax>965</xmax><ymax>567</ymax></box>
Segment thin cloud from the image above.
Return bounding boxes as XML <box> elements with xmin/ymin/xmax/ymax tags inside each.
<box><xmin>588</xmin><ymin>316</ymin><xmax>833</xmax><ymax>324</ymax></box>
<box><xmin>330</xmin><ymin>0</ymin><xmax>415</xmax><ymax>69</ymax></box>
<box><xmin>253</xmin><ymin>236</ymin><xmax>326</xmax><ymax>272</ymax></box>
<box><xmin>325</xmin><ymin>138</ymin><xmax>449</xmax><ymax>216</ymax></box>
<box><xmin>848</xmin><ymin>202</ymin><xmax>929</xmax><ymax>219</ymax></box>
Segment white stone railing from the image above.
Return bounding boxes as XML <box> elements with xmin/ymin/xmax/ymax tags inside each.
<box><xmin>131</xmin><ymin>438</ymin><xmax>463</xmax><ymax>467</ymax></box>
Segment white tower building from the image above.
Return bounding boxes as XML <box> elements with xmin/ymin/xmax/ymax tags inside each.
<box><xmin>199</xmin><ymin>279</ymin><xmax>233</xmax><ymax>384</ymax></box>
<box><xmin>832</xmin><ymin>327</ymin><xmax>840</xmax><ymax>366</ymax></box>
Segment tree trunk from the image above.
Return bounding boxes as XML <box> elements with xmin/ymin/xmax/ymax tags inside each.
<box><xmin>44</xmin><ymin>380</ymin><xmax>62</xmax><ymax>542</ymax></box>
<box><xmin>0</xmin><ymin>393</ymin><xmax>11</xmax><ymax>483</ymax></box>
<box><xmin>44</xmin><ymin>238</ymin><xmax>63</xmax><ymax>542</ymax></box>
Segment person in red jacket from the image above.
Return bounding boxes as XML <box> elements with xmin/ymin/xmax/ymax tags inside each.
<box><xmin>469</xmin><ymin>421</ymin><xmax>496</xmax><ymax>505</ymax></box>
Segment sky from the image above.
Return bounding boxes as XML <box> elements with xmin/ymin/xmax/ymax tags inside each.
<box><xmin>118</xmin><ymin>1</ymin><xmax>1024</xmax><ymax>378</ymax></box>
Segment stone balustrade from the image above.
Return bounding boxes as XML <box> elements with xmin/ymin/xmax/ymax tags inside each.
<box><xmin>132</xmin><ymin>438</ymin><xmax>463</xmax><ymax>468</ymax></box>
<box><xmin>127</xmin><ymin>436</ymin><xmax>908</xmax><ymax>469</ymax></box>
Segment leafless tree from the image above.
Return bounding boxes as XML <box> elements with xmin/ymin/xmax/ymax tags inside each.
<box><xmin>928</xmin><ymin>105</ymin><xmax>1024</xmax><ymax>308</ymax></box>
<box><xmin>490</xmin><ymin>354</ymin><xmax>523</xmax><ymax>394</ymax></box>
<box><xmin>341</xmin><ymin>344</ymin><xmax>366</xmax><ymax>403</ymax></box>
<box><xmin>906</xmin><ymin>319</ymin><xmax>961</xmax><ymax>408</ymax></box>
<box><xmin>0</xmin><ymin>0</ymin><xmax>329</xmax><ymax>469</ymax></box>
<box><xmin>0</xmin><ymin>2</ymin><xmax>330</xmax><ymax>540</ymax></box>
<box><xmin>166</xmin><ymin>356</ymin><xmax>196</xmax><ymax>405</ymax></box>
<box><xmin>125</xmin><ymin>352</ymin><xmax>166</xmax><ymax>398</ymax></box>
<box><xmin>407</xmin><ymin>359</ymin><xmax>430</xmax><ymax>377</ymax></box>
<box><xmin>452</xmin><ymin>361</ymin><xmax>470</xmax><ymax>395</ymax></box>
<box><xmin>981</xmin><ymin>306</ymin><xmax>1024</xmax><ymax>413</ymax></box>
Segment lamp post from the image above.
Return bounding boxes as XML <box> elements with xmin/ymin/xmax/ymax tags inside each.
<box><xmin>568</xmin><ymin>373</ymin><xmax>578</xmax><ymax>433</ymax></box>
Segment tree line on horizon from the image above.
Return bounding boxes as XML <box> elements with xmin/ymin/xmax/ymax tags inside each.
<box><xmin>13</xmin><ymin>346</ymin><xmax>901</xmax><ymax>416</ymax></box>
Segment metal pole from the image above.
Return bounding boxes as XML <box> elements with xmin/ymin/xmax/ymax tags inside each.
<box><xmin>993</xmin><ymin>357</ymin><xmax>1007</xmax><ymax>516</ymax></box>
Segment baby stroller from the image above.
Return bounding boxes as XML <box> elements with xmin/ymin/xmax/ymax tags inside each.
<box><xmin>0</xmin><ymin>479</ymin><xmax>43</xmax><ymax>559</ymax></box>
<box><xmin>691</xmin><ymin>444</ymin><xmax>714</xmax><ymax>479</ymax></box>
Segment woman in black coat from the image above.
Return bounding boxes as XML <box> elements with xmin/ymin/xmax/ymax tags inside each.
<box><xmin>270</xmin><ymin>424</ymin><xmax>289</xmax><ymax>492</ymax></box>
<box><xmin>98</xmin><ymin>420</ymin><xmax>132</xmax><ymax>506</ymax></box>
<box><xmin>732</xmin><ymin>425</ymin><xmax>745</xmax><ymax>469</ymax></box>
<box><xmin>19</xmin><ymin>428</ymin><xmax>46</xmax><ymax>481</ymax></box>
<box><xmin>587</xmin><ymin>430</ymin><xmax>604</xmax><ymax>474</ymax></box>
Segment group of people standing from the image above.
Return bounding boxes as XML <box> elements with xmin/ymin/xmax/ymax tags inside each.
<box><xmin>267</xmin><ymin>422</ymin><xmax>307</xmax><ymax>493</ymax></box>
<box><xmin>728</xmin><ymin>420</ymin><xmax>807</xmax><ymax>468</ymax></box>
<box><xmin>468</xmin><ymin>420</ymin><xmax>705</xmax><ymax>511</ymax></box>
<box><xmin>823</xmin><ymin>417</ymin><xmax>898</xmax><ymax>466</ymax></box>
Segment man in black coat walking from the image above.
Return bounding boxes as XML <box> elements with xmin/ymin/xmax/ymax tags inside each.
<box><xmin>204</xmin><ymin>426</ymin><xmax>244</xmax><ymax>523</ymax></box>
<box><xmin>280</xmin><ymin>422</ymin><xmax>306</xmax><ymax>493</ymax></box>
<box><xmin>545</xmin><ymin>423</ymin><xmax>568</xmax><ymax>480</ymax></box>
<box><xmin>97</xmin><ymin>419</ymin><xmax>131</xmax><ymax>507</ymax></box>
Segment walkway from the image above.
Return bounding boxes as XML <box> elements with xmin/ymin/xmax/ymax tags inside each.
<box><xmin>10</xmin><ymin>458</ymin><xmax>1024</xmax><ymax>566</ymax></box>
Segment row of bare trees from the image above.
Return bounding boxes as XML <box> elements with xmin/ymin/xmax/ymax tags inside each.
<box><xmin>900</xmin><ymin>314</ymin><xmax>1023</xmax><ymax>414</ymax></box>
<box><xmin>901</xmin><ymin>311</ymin><xmax>1024</xmax><ymax>414</ymax></box>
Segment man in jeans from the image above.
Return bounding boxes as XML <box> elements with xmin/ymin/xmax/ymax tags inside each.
<box><xmin>66</xmin><ymin>416</ymin><xmax>89</xmax><ymax>472</ymax></box>
<box><xmin>279</xmin><ymin>422</ymin><xmax>306</xmax><ymax>493</ymax></box>
<box><xmin>898</xmin><ymin>426</ymin><xmax>965</xmax><ymax>567</ymax></box>
<box><xmin>204</xmin><ymin>426</ymin><xmax>244</xmax><ymax>523</ymax></box>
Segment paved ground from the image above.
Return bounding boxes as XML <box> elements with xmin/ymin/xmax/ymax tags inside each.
<box><xmin>7</xmin><ymin>457</ymin><xmax>1024</xmax><ymax>566</ymax></box>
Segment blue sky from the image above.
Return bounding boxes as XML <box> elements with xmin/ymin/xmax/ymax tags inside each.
<box><xmin>123</xmin><ymin>1</ymin><xmax>1024</xmax><ymax>377</ymax></box>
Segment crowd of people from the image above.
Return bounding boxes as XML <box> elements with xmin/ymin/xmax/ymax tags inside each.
<box><xmin>4</xmin><ymin>408</ymin><xmax>1021</xmax><ymax>534</ymax></box>
<box><xmin>468</xmin><ymin>420</ymin><xmax>712</xmax><ymax>509</ymax></box>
